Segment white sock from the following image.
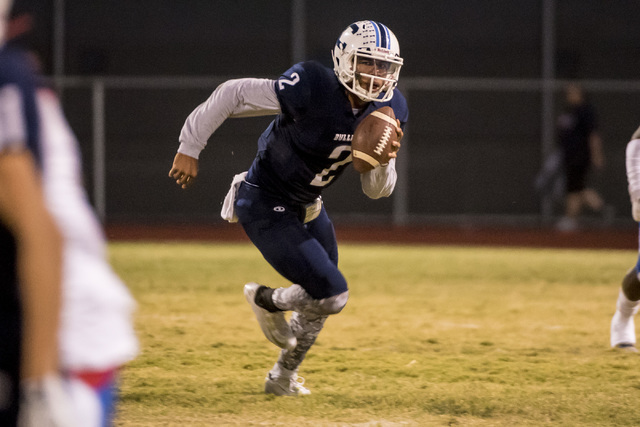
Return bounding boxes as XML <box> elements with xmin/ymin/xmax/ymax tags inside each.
<box><xmin>617</xmin><ymin>289</ymin><xmax>640</xmax><ymax>318</ymax></box>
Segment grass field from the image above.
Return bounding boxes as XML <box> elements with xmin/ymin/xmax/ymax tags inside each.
<box><xmin>110</xmin><ymin>242</ymin><xmax>640</xmax><ymax>426</ymax></box>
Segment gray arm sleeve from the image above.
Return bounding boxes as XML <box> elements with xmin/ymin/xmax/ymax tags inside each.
<box><xmin>177</xmin><ymin>78</ymin><xmax>280</xmax><ymax>159</ymax></box>
<box><xmin>360</xmin><ymin>158</ymin><xmax>397</xmax><ymax>199</ymax></box>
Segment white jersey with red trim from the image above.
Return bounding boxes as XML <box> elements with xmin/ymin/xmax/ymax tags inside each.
<box><xmin>37</xmin><ymin>87</ymin><xmax>138</xmax><ymax>371</ymax></box>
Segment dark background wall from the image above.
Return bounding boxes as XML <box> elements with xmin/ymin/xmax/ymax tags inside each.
<box><xmin>12</xmin><ymin>0</ymin><xmax>640</xmax><ymax>226</ymax></box>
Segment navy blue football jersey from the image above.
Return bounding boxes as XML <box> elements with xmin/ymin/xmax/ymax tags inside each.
<box><xmin>246</xmin><ymin>61</ymin><xmax>408</xmax><ymax>204</ymax></box>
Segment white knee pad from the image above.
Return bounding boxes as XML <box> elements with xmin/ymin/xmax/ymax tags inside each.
<box><xmin>317</xmin><ymin>291</ymin><xmax>348</xmax><ymax>315</ymax></box>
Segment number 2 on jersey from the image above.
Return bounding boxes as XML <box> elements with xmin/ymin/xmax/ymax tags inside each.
<box><xmin>310</xmin><ymin>145</ymin><xmax>352</xmax><ymax>187</ymax></box>
<box><xmin>278</xmin><ymin>73</ymin><xmax>300</xmax><ymax>90</ymax></box>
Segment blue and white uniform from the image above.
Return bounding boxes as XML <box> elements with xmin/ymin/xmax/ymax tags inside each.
<box><xmin>249</xmin><ymin>61</ymin><xmax>407</xmax><ymax>203</ymax></box>
<box><xmin>178</xmin><ymin>19</ymin><xmax>407</xmax><ymax>395</ymax></box>
<box><xmin>0</xmin><ymin>45</ymin><xmax>40</xmax><ymax>426</ymax></box>
<box><xmin>179</xmin><ymin>61</ymin><xmax>408</xmax><ymax>300</ymax></box>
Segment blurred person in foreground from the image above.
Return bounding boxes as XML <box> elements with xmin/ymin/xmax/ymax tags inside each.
<box><xmin>0</xmin><ymin>0</ymin><xmax>71</xmax><ymax>425</ymax></box>
<box><xmin>6</xmin><ymin>3</ymin><xmax>139</xmax><ymax>425</ymax></box>
<box><xmin>169</xmin><ymin>20</ymin><xmax>407</xmax><ymax>395</ymax></box>
<box><xmin>34</xmin><ymin>67</ymin><xmax>138</xmax><ymax>427</ymax></box>
<box><xmin>555</xmin><ymin>83</ymin><xmax>608</xmax><ymax>231</ymax></box>
<box><xmin>611</xmin><ymin>125</ymin><xmax>640</xmax><ymax>352</ymax></box>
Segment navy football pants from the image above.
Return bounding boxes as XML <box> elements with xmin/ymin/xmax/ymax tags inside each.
<box><xmin>235</xmin><ymin>182</ymin><xmax>348</xmax><ymax>300</ymax></box>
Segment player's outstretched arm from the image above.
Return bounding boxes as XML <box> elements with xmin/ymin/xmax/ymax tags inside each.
<box><xmin>172</xmin><ymin>78</ymin><xmax>280</xmax><ymax>189</ymax></box>
<box><xmin>0</xmin><ymin>151</ymin><xmax>74</xmax><ymax>427</ymax></box>
<box><xmin>169</xmin><ymin>152</ymin><xmax>199</xmax><ymax>189</ymax></box>
<box><xmin>0</xmin><ymin>151</ymin><xmax>63</xmax><ymax>381</ymax></box>
<box><xmin>177</xmin><ymin>78</ymin><xmax>280</xmax><ymax>160</ymax></box>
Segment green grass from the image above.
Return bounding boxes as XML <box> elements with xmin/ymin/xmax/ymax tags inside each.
<box><xmin>111</xmin><ymin>242</ymin><xmax>640</xmax><ymax>426</ymax></box>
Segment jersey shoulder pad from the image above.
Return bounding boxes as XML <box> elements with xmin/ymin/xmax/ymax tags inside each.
<box><xmin>389</xmin><ymin>89</ymin><xmax>408</xmax><ymax>122</ymax></box>
<box><xmin>373</xmin><ymin>89</ymin><xmax>408</xmax><ymax>126</ymax></box>
<box><xmin>275</xmin><ymin>61</ymin><xmax>337</xmax><ymax>119</ymax></box>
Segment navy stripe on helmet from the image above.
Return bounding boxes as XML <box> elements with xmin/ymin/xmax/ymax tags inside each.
<box><xmin>368</xmin><ymin>20</ymin><xmax>380</xmax><ymax>47</ymax></box>
<box><xmin>381</xmin><ymin>23</ymin><xmax>392</xmax><ymax>49</ymax></box>
<box><xmin>372</xmin><ymin>21</ymin><xmax>390</xmax><ymax>49</ymax></box>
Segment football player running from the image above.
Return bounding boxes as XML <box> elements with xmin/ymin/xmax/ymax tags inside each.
<box><xmin>169</xmin><ymin>21</ymin><xmax>408</xmax><ymax>395</ymax></box>
<box><xmin>611</xmin><ymin>125</ymin><xmax>640</xmax><ymax>352</ymax></box>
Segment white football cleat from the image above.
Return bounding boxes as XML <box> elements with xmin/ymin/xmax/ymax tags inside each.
<box><xmin>244</xmin><ymin>283</ymin><xmax>296</xmax><ymax>351</ymax></box>
<box><xmin>264</xmin><ymin>373</ymin><xmax>311</xmax><ymax>396</ymax></box>
<box><xmin>611</xmin><ymin>310</ymin><xmax>637</xmax><ymax>351</ymax></box>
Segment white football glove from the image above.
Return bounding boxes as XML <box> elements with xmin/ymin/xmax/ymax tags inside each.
<box><xmin>18</xmin><ymin>375</ymin><xmax>76</xmax><ymax>427</ymax></box>
<box><xmin>632</xmin><ymin>199</ymin><xmax>640</xmax><ymax>222</ymax></box>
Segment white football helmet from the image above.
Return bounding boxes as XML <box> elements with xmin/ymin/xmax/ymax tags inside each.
<box><xmin>332</xmin><ymin>20</ymin><xmax>403</xmax><ymax>102</ymax></box>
